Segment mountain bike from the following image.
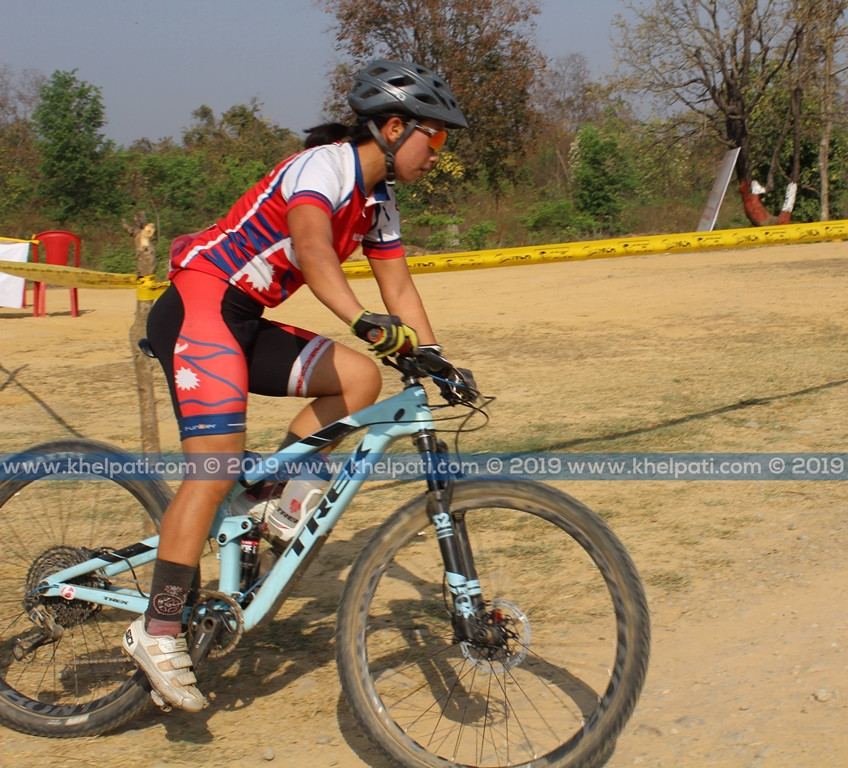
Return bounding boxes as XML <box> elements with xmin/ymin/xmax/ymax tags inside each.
<box><xmin>0</xmin><ymin>348</ymin><xmax>650</xmax><ymax>768</ymax></box>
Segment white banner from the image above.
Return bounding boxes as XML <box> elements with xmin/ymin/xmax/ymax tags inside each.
<box><xmin>0</xmin><ymin>241</ymin><xmax>30</xmax><ymax>308</ymax></box>
<box><xmin>697</xmin><ymin>148</ymin><xmax>741</xmax><ymax>232</ymax></box>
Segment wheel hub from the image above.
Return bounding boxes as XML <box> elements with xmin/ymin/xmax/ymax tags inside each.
<box><xmin>460</xmin><ymin>598</ymin><xmax>531</xmax><ymax>673</ymax></box>
<box><xmin>25</xmin><ymin>546</ymin><xmax>104</xmax><ymax>628</ymax></box>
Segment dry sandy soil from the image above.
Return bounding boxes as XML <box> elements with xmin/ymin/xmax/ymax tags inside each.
<box><xmin>1</xmin><ymin>241</ymin><xmax>846</xmax><ymax>768</ymax></box>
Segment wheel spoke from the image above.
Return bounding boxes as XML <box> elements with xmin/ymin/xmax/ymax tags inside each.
<box><xmin>0</xmin><ymin>441</ymin><xmax>170</xmax><ymax>736</ymax></box>
<box><xmin>338</xmin><ymin>479</ymin><xmax>650</xmax><ymax>768</ymax></box>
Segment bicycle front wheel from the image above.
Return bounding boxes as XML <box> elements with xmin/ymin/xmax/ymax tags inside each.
<box><xmin>336</xmin><ymin>478</ymin><xmax>650</xmax><ymax>768</ymax></box>
<box><xmin>0</xmin><ymin>439</ymin><xmax>171</xmax><ymax>737</ymax></box>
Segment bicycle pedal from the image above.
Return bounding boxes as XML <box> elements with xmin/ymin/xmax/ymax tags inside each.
<box><xmin>150</xmin><ymin>689</ymin><xmax>172</xmax><ymax>712</ymax></box>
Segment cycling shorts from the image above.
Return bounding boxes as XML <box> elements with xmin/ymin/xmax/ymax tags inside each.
<box><xmin>147</xmin><ymin>270</ymin><xmax>332</xmax><ymax>441</ymax></box>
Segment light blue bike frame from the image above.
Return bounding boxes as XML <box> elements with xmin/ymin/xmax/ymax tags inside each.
<box><xmin>36</xmin><ymin>383</ymin><xmax>436</xmax><ymax>633</ymax></box>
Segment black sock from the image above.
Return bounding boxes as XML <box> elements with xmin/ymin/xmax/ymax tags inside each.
<box><xmin>145</xmin><ymin>559</ymin><xmax>197</xmax><ymax>634</ymax></box>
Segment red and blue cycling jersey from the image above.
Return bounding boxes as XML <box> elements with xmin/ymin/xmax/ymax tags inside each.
<box><xmin>169</xmin><ymin>141</ymin><xmax>405</xmax><ymax>306</ymax></box>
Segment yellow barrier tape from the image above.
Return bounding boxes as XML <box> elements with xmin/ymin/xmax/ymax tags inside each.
<box><xmin>136</xmin><ymin>274</ymin><xmax>170</xmax><ymax>301</ymax></box>
<box><xmin>0</xmin><ymin>260</ymin><xmax>137</xmax><ymax>288</ymax></box>
<box><xmin>2</xmin><ymin>219</ymin><xmax>846</xmax><ymax>297</ymax></box>
<box><xmin>342</xmin><ymin>219</ymin><xmax>848</xmax><ymax>278</ymax></box>
<box><xmin>0</xmin><ymin>261</ymin><xmax>166</xmax><ymax>300</ymax></box>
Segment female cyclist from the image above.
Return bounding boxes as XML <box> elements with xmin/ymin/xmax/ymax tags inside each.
<box><xmin>122</xmin><ymin>59</ymin><xmax>468</xmax><ymax>712</ymax></box>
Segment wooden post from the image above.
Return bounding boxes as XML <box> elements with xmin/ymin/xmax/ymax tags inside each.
<box><xmin>125</xmin><ymin>212</ymin><xmax>161</xmax><ymax>455</ymax></box>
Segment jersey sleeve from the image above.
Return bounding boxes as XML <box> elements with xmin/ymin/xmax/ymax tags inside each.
<box><xmin>363</xmin><ymin>195</ymin><xmax>404</xmax><ymax>260</ymax></box>
<box><xmin>282</xmin><ymin>148</ymin><xmax>345</xmax><ymax>217</ymax></box>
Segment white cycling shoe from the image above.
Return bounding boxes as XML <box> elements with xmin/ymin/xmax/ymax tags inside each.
<box><xmin>122</xmin><ymin>616</ymin><xmax>207</xmax><ymax>712</ymax></box>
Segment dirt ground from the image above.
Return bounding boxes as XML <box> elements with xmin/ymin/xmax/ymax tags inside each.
<box><xmin>1</xmin><ymin>241</ymin><xmax>846</xmax><ymax>768</ymax></box>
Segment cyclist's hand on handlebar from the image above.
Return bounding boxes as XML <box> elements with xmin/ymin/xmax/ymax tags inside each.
<box><xmin>351</xmin><ymin>310</ymin><xmax>419</xmax><ymax>358</ymax></box>
<box><xmin>419</xmin><ymin>345</ymin><xmax>479</xmax><ymax>405</ymax></box>
<box><xmin>440</xmin><ymin>367</ymin><xmax>478</xmax><ymax>404</ymax></box>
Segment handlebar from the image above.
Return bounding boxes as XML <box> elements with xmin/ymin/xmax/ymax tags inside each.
<box><xmin>386</xmin><ymin>348</ymin><xmax>480</xmax><ymax>406</ymax></box>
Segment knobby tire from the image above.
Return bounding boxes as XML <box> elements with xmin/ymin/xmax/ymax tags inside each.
<box><xmin>0</xmin><ymin>439</ymin><xmax>171</xmax><ymax>737</ymax></box>
<box><xmin>336</xmin><ymin>478</ymin><xmax>650</xmax><ymax>768</ymax></box>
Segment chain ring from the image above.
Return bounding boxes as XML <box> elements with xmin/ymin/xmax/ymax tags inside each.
<box><xmin>186</xmin><ymin>590</ymin><xmax>244</xmax><ymax>659</ymax></box>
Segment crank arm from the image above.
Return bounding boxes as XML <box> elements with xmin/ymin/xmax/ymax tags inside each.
<box><xmin>188</xmin><ymin>612</ymin><xmax>225</xmax><ymax>668</ymax></box>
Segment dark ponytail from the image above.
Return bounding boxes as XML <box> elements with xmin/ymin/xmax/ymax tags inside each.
<box><xmin>303</xmin><ymin>122</ymin><xmax>350</xmax><ymax>148</ymax></box>
<box><xmin>303</xmin><ymin>115</ymin><xmax>396</xmax><ymax>149</ymax></box>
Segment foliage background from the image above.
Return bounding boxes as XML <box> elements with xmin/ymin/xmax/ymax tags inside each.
<box><xmin>1</xmin><ymin>0</ymin><xmax>846</xmax><ymax>273</ymax></box>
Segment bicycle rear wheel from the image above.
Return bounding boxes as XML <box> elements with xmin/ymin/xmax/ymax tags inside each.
<box><xmin>0</xmin><ymin>439</ymin><xmax>171</xmax><ymax>737</ymax></box>
<box><xmin>336</xmin><ymin>478</ymin><xmax>650</xmax><ymax>768</ymax></box>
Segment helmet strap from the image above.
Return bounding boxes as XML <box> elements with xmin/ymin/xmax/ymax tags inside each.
<box><xmin>367</xmin><ymin>118</ymin><xmax>418</xmax><ymax>185</ymax></box>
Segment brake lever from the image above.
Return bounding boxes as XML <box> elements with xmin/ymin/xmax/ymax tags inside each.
<box><xmin>385</xmin><ymin>351</ymin><xmax>480</xmax><ymax>405</ymax></box>
<box><xmin>436</xmin><ymin>367</ymin><xmax>479</xmax><ymax>405</ymax></box>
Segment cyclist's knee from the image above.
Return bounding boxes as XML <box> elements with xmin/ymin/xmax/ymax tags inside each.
<box><xmin>313</xmin><ymin>344</ymin><xmax>382</xmax><ymax>404</ymax></box>
<box><xmin>337</xmin><ymin>352</ymin><xmax>381</xmax><ymax>411</ymax></box>
<box><xmin>353</xmin><ymin>354</ymin><xmax>382</xmax><ymax>399</ymax></box>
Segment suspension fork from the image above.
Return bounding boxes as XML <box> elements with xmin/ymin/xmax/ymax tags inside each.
<box><xmin>413</xmin><ymin>430</ymin><xmax>495</xmax><ymax>644</ymax></box>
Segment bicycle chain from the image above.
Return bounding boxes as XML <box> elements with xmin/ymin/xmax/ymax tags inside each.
<box><xmin>14</xmin><ymin>592</ymin><xmax>244</xmax><ymax>669</ymax></box>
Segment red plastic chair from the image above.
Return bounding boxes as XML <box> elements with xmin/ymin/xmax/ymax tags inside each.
<box><xmin>32</xmin><ymin>230</ymin><xmax>81</xmax><ymax>317</ymax></box>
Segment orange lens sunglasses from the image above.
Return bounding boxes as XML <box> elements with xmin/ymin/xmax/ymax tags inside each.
<box><xmin>414</xmin><ymin>124</ymin><xmax>448</xmax><ymax>152</ymax></box>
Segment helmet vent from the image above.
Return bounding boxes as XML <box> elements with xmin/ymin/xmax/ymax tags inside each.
<box><xmin>348</xmin><ymin>59</ymin><xmax>468</xmax><ymax>129</ymax></box>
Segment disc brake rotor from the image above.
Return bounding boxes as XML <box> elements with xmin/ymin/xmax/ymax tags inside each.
<box><xmin>460</xmin><ymin>598</ymin><xmax>531</xmax><ymax>673</ymax></box>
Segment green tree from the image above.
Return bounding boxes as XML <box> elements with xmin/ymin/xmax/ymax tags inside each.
<box><xmin>122</xmin><ymin>141</ymin><xmax>209</xmax><ymax>238</ymax></box>
<box><xmin>570</xmin><ymin>125</ymin><xmax>636</xmax><ymax>233</ymax></box>
<box><xmin>183</xmin><ymin>99</ymin><xmax>301</xmax><ymax>169</ymax></box>
<box><xmin>182</xmin><ymin>100</ymin><xmax>302</xmax><ymax>212</ymax></box>
<box><xmin>322</xmin><ymin>0</ymin><xmax>545</xmax><ymax>195</ymax></box>
<box><xmin>748</xmin><ymin>65</ymin><xmax>848</xmax><ymax>221</ymax></box>
<box><xmin>121</xmin><ymin>101</ymin><xmax>304</xmax><ymax>249</ymax></box>
<box><xmin>794</xmin><ymin>0</ymin><xmax>848</xmax><ymax>219</ymax></box>
<box><xmin>31</xmin><ymin>69</ymin><xmax>123</xmax><ymax>223</ymax></box>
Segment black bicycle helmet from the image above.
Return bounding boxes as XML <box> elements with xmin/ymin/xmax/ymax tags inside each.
<box><xmin>348</xmin><ymin>59</ymin><xmax>468</xmax><ymax>129</ymax></box>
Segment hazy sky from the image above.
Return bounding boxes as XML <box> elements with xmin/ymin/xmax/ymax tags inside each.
<box><xmin>2</xmin><ymin>0</ymin><xmax>625</xmax><ymax>146</ymax></box>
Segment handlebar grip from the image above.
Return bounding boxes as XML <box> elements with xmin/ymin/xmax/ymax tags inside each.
<box><xmin>396</xmin><ymin>337</ymin><xmax>416</xmax><ymax>355</ymax></box>
<box><xmin>416</xmin><ymin>347</ymin><xmax>452</xmax><ymax>375</ymax></box>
